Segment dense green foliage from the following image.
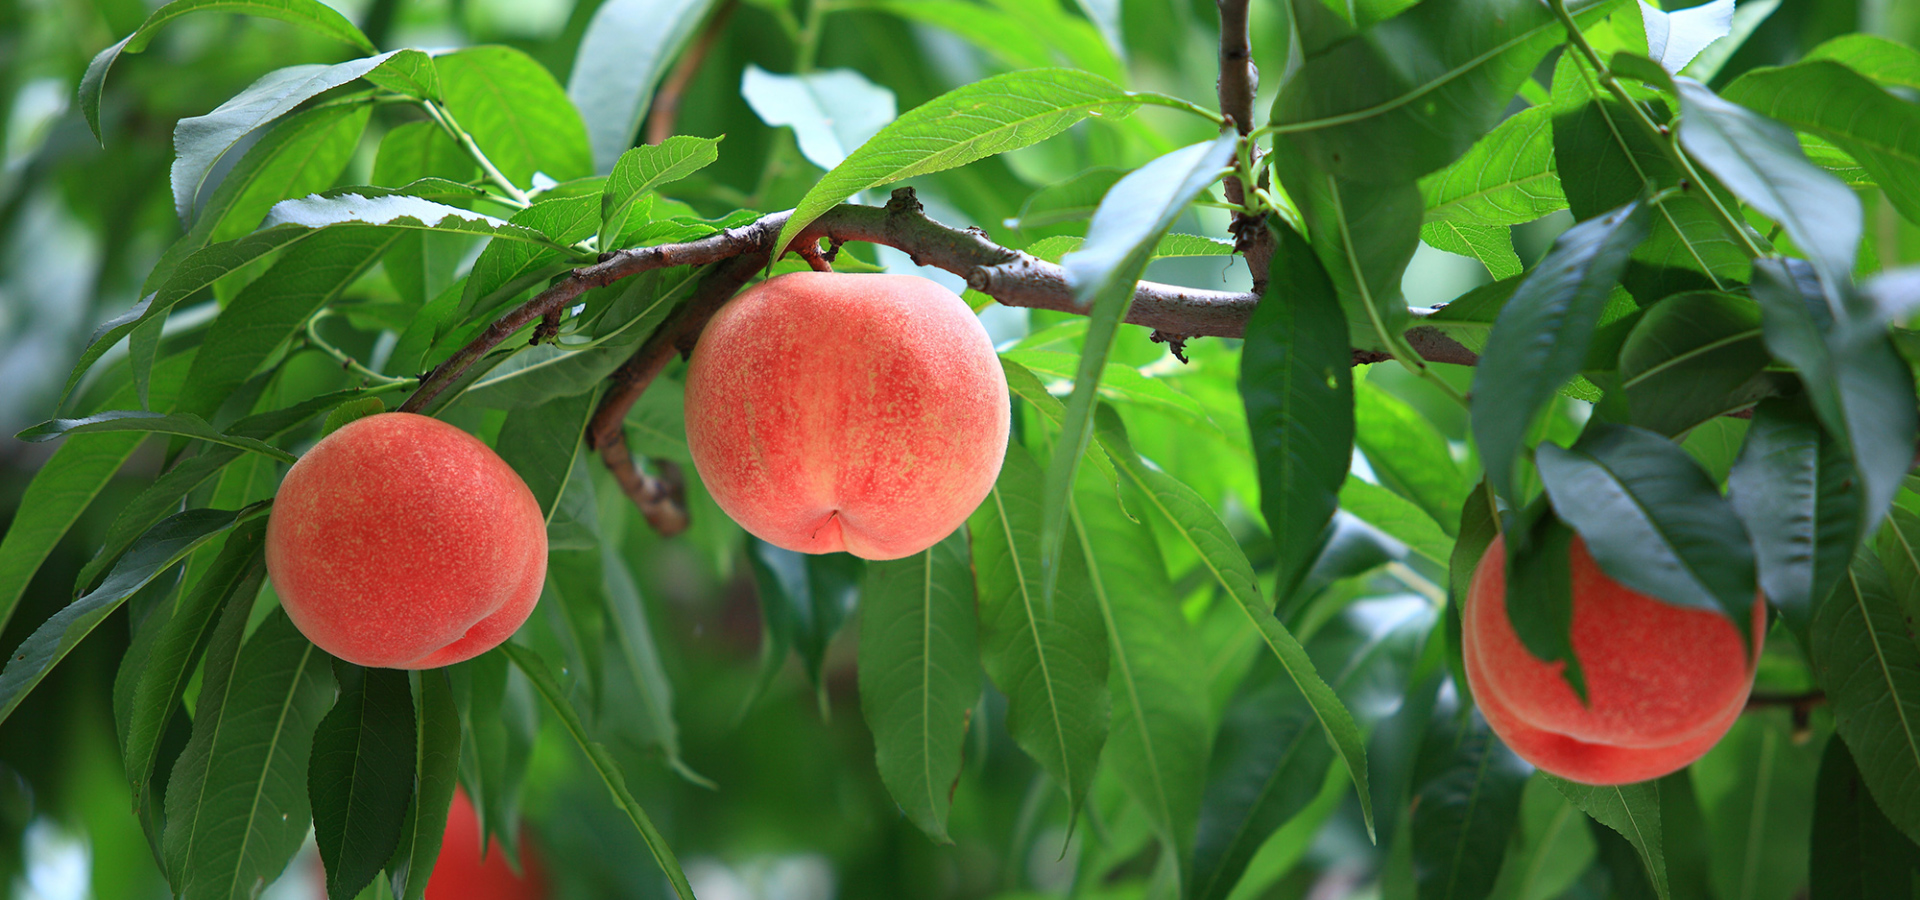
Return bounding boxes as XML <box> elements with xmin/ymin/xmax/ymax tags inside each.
<box><xmin>2</xmin><ymin>0</ymin><xmax>1920</xmax><ymax>897</ymax></box>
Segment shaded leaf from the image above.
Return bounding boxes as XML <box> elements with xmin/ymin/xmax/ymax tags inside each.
<box><xmin>18</xmin><ymin>411</ymin><xmax>296</xmax><ymax>463</ymax></box>
<box><xmin>1731</xmin><ymin>397</ymin><xmax>1859</xmax><ymax>645</ymax></box>
<box><xmin>1813</xmin><ymin>550</ymin><xmax>1920</xmax><ymax>849</ymax></box>
<box><xmin>1810</xmin><ymin>736</ymin><xmax>1920</xmax><ymax>898</ymax></box>
<box><xmin>1722</xmin><ymin>60</ymin><xmax>1920</xmax><ymax>225</ymax></box>
<box><xmin>1617</xmin><ymin>291</ymin><xmax>1771</xmax><ymax>435</ymax></box>
<box><xmin>1410</xmin><ymin>686</ymin><xmax>1531</xmax><ymax>900</ymax></box>
<box><xmin>310</xmin><ymin>664</ymin><xmax>417</xmax><ymax>899</ymax></box>
<box><xmin>388</xmin><ymin>671</ymin><xmax>461</xmax><ymax>900</ymax></box>
<box><xmin>1548</xmin><ymin>776</ymin><xmax>1671</xmax><ymax>900</ymax></box>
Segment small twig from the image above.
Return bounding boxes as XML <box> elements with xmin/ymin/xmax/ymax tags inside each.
<box><xmin>1215</xmin><ymin>0</ymin><xmax>1275</xmax><ymax>293</ymax></box>
<box><xmin>303</xmin><ymin>310</ymin><xmax>417</xmax><ymax>387</ymax></box>
<box><xmin>422</xmin><ymin>100</ymin><xmax>530</xmax><ymax>208</ymax></box>
<box><xmin>1745</xmin><ymin>690</ymin><xmax>1825</xmax><ymax>741</ymax></box>
<box><xmin>645</xmin><ymin>0</ymin><xmax>739</xmax><ymax>145</ymax></box>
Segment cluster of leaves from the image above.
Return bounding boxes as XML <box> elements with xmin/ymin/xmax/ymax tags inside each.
<box><xmin>4</xmin><ymin>0</ymin><xmax>1920</xmax><ymax>897</ymax></box>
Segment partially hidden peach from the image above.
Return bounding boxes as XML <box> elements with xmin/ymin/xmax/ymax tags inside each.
<box><xmin>266</xmin><ymin>412</ymin><xmax>547</xmax><ymax>669</ymax></box>
<box><xmin>1463</xmin><ymin>534</ymin><xmax>1764</xmax><ymax>785</ymax></box>
<box><xmin>683</xmin><ymin>272</ymin><xmax>1010</xmax><ymax>560</ymax></box>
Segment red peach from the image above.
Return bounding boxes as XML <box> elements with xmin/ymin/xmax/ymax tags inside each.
<box><xmin>1463</xmin><ymin>534</ymin><xmax>1764</xmax><ymax>785</ymax></box>
<box><xmin>266</xmin><ymin>412</ymin><xmax>546</xmax><ymax>669</ymax></box>
<box><xmin>425</xmin><ymin>788</ymin><xmax>547</xmax><ymax>900</ymax></box>
<box><xmin>683</xmin><ymin>272</ymin><xmax>1010</xmax><ymax>560</ymax></box>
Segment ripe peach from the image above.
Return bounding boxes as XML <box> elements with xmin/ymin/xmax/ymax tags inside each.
<box><xmin>425</xmin><ymin>788</ymin><xmax>548</xmax><ymax>900</ymax></box>
<box><xmin>683</xmin><ymin>272</ymin><xmax>1010</xmax><ymax>560</ymax></box>
<box><xmin>1462</xmin><ymin>534</ymin><xmax>1764</xmax><ymax>785</ymax></box>
<box><xmin>266</xmin><ymin>412</ymin><xmax>547</xmax><ymax>669</ymax></box>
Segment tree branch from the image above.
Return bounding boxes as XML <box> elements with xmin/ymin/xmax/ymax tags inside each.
<box><xmin>1216</xmin><ymin>0</ymin><xmax>1275</xmax><ymax>295</ymax></box>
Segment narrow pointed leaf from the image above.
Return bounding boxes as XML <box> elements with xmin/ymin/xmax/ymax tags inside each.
<box><xmin>1811</xmin><ymin>737</ymin><xmax>1920</xmax><ymax>898</ymax></box>
<box><xmin>389</xmin><ymin>670</ymin><xmax>461</xmax><ymax>900</ymax></box>
<box><xmin>601</xmin><ymin>136</ymin><xmax>722</xmax><ymax>249</ymax></box>
<box><xmin>19</xmin><ymin>411</ymin><xmax>296</xmax><ymax>463</ymax></box>
<box><xmin>1547</xmin><ymin>776</ymin><xmax>1671</xmax><ymax>900</ymax></box>
<box><xmin>1473</xmin><ymin>201</ymin><xmax>1649</xmax><ymax>502</ymax></box>
<box><xmin>1730</xmin><ymin>397</ymin><xmax>1859</xmax><ymax>645</ymax></box>
<box><xmin>1722</xmin><ymin>60</ymin><xmax>1920</xmax><ymax>225</ymax></box>
<box><xmin>1410</xmin><ymin>690</ymin><xmax>1531</xmax><ymax>900</ymax></box>
<box><xmin>1813</xmin><ymin>550</ymin><xmax>1920</xmax><ymax>848</ymax></box>
<box><xmin>310</xmin><ymin>664</ymin><xmax>417</xmax><ymax>900</ymax></box>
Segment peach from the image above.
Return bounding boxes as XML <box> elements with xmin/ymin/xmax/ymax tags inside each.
<box><xmin>425</xmin><ymin>788</ymin><xmax>547</xmax><ymax>900</ymax></box>
<box><xmin>266</xmin><ymin>412</ymin><xmax>547</xmax><ymax>669</ymax></box>
<box><xmin>683</xmin><ymin>272</ymin><xmax>1010</xmax><ymax>560</ymax></box>
<box><xmin>1463</xmin><ymin>534</ymin><xmax>1764</xmax><ymax>785</ymax></box>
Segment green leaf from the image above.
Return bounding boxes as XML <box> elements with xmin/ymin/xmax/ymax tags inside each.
<box><xmin>438</xmin><ymin>45</ymin><xmax>593</xmax><ymax>186</ymax></box>
<box><xmin>120</xmin><ymin>519</ymin><xmax>269</xmax><ymax>826</ymax></box>
<box><xmin>601</xmin><ymin>136</ymin><xmax>722</xmax><ymax>250</ymax></box>
<box><xmin>999</xmin><ymin>350</ymin><xmax>1218</xmax><ymax>434</ymax></box>
<box><xmin>1010</xmin><ymin>168</ymin><xmax>1125</xmax><ymax>232</ymax></box>
<box><xmin>1355</xmin><ymin>382</ymin><xmax>1464</xmax><ymax>535</ymax></box>
<box><xmin>79</xmin><ymin>0</ymin><xmax>376</xmax><ymax>141</ymax></box>
<box><xmin>18</xmin><ymin>411</ymin><xmax>296</xmax><ymax>463</ymax></box>
<box><xmin>319</xmin><ymin>397</ymin><xmax>387</xmax><ymax>438</ymax></box>
<box><xmin>1691</xmin><ymin>716</ymin><xmax>1818</xmax><ymax>900</ymax></box>
<box><xmin>742</xmin><ymin>65</ymin><xmax>898</xmax><ymax>172</ymax></box>
<box><xmin>181</xmin><ymin>101</ymin><xmax>370</xmax><ymax>255</ymax></box>
<box><xmin>1813</xmin><ymin>549</ymin><xmax>1920</xmax><ymax>849</ymax></box>
<box><xmin>460</xmin><ymin>194</ymin><xmax>600</xmax><ymax>323</ymax></box>
<box><xmin>171</xmin><ymin>55</ymin><xmax>397</xmax><ymax>223</ymax></box>
<box><xmin>1811</xmin><ymin>736</ymin><xmax>1920</xmax><ymax>898</ymax></box>
<box><xmin>1618</xmin><ymin>291</ymin><xmax>1771</xmax><ymax>435</ymax></box>
<box><xmin>1098</xmin><ymin>406</ymin><xmax>1374</xmax><ymax>841</ymax></box>
<box><xmin>1731</xmin><ymin>397</ymin><xmax>1860</xmax><ymax>646</ymax></box>
<box><xmin>967</xmin><ymin>444</ymin><xmax>1109</xmax><ymax>824</ymax></box>
<box><xmin>856</xmin><ymin>0</ymin><xmax>1056</xmax><ymax>71</ymax></box>
<box><xmin>1072</xmin><ymin>491</ymin><xmax>1210</xmax><ymax>879</ymax></box>
<box><xmin>0</xmin><ymin>505</ymin><xmax>259</xmax><ymax>728</ymax></box>
<box><xmin>1410</xmin><ymin>688</ymin><xmax>1531</xmax><ymax>900</ymax></box>
<box><xmin>858</xmin><ymin>529</ymin><xmax>979</xmax><ymax>843</ymax></box>
<box><xmin>747</xmin><ymin>540</ymin><xmax>864</xmax><ymax>706</ymax></box>
<box><xmin>162</xmin><ymin>610</ymin><xmax>336</xmax><ymax>899</ymax></box>
<box><xmin>1419</xmin><ymin>105</ymin><xmax>1567</xmax><ymax>229</ymax></box>
<box><xmin>1752</xmin><ymin>258</ymin><xmax>1917</xmax><ymax>539</ymax></box>
<box><xmin>1547</xmin><ymin>776</ymin><xmax>1671</xmax><ymax>900</ymax></box>
<box><xmin>1273</xmin><ymin>0</ymin><xmax>1621</xmax><ymax>183</ymax></box>
<box><xmin>495</xmin><ymin>391</ymin><xmax>594</xmax><ymax>533</ymax></box>
<box><xmin>1502</xmin><ymin>508</ymin><xmax>1587</xmax><ymax>699</ymax></box>
<box><xmin>1275</xmin><ymin>146</ymin><xmax>1423</xmax><ymax>346</ymax></box>
<box><xmin>1339</xmin><ymin>477</ymin><xmax>1454</xmax><ymax>568</ymax></box>
<box><xmin>1242</xmin><ymin>220</ymin><xmax>1353</xmax><ymax>606</ymax></box>
<box><xmin>500</xmin><ymin>644</ymin><xmax>695</xmax><ymax>899</ymax></box>
<box><xmin>360</xmin><ymin>48</ymin><xmax>440</xmax><ymax>100</ymax></box>
<box><xmin>174</xmin><ymin>226</ymin><xmax>404</xmax><ymax>420</ymax></box>
<box><xmin>568</xmin><ymin>0</ymin><xmax>719</xmax><ymax>171</ymax></box>
<box><xmin>388</xmin><ymin>671</ymin><xmax>461</xmax><ymax>900</ymax></box>
<box><xmin>998</xmin><ymin>356</ymin><xmax>1122</xmax><ymax>492</ymax></box>
<box><xmin>1805</xmin><ymin>33</ymin><xmax>1920</xmax><ymax>92</ymax></box>
<box><xmin>601</xmin><ymin>547</ymin><xmax>705</xmax><ymax>786</ymax></box>
<box><xmin>449</xmin><ymin>652</ymin><xmax>533</xmax><ymax>863</ymax></box>
<box><xmin>1486</xmin><ymin>775</ymin><xmax>1599</xmax><ymax>900</ymax></box>
<box><xmin>1021</xmin><ymin>233</ymin><xmax>1233</xmax><ymax>264</ymax></box>
<box><xmin>261</xmin><ymin>187</ymin><xmax>564</xmax><ymax>248</ymax></box>
<box><xmin>1040</xmin><ymin>133</ymin><xmax>1238</xmax><ymax>602</ymax></box>
<box><xmin>775</xmin><ymin>69</ymin><xmax>1145</xmax><ymax>257</ymax></box>
<box><xmin>1421</xmin><ymin>221</ymin><xmax>1523</xmax><ymax>280</ymax></box>
<box><xmin>1669</xmin><ymin>75</ymin><xmax>1860</xmax><ymax>292</ymax></box>
<box><xmin>310</xmin><ymin>664</ymin><xmax>417</xmax><ymax>900</ymax></box>
<box><xmin>1536</xmin><ymin>423</ymin><xmax>1758</xmax><ymax>637</ymax></box>
<box><xmin>1722</xmin><ymin>60</ymin><xmax>1920</xmax><ymax>225</ymax></box>
<box><xmin>1472</xmin><ymin>201</ymin><xmax>1649</xmax><ymax>503</ymax></box>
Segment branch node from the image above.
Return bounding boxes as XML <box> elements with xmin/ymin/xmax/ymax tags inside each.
<box><xmin>886</xmin><ymin>186</ymin><xmax>923</xmax><ymax>216</ymax></box>
<box><xmin>1150</xmin><ymin>330</ymin><xmax>1192</xmax><ymax>363</ymax></box>
<box><xmin>532</xmin><ymin>310</ymin><xmax>562</xmax><ymax>345</ymax></box>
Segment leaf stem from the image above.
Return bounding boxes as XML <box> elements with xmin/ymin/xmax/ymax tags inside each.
<box><xmin>1545</xmin><ymin>0</ymin><xmax>1766</xmax><ymax>261</ymax></box>
<box><xmin>303</xmin><ymin>310</ymin><xmax>418</xmax><ymax>387</ymax></box>
<box><xmin>421</xmin><ymin>99</ymin><xmax>531</xmax><ymax>208</ymax></box>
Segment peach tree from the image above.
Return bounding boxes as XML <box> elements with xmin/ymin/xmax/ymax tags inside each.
<box><xmin>0</xmin><ymin>0</ymin><xmax>1916</xmax><ymax>897</ymax></box>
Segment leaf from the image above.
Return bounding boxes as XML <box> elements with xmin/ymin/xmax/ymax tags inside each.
<box><xmin>1805</xmin><ymin>33</ymin><xmax>1920</xmax><ymax>92</ymax></box>
<box><xmin>1691</xmin><ymin>717</ymin><xmax>1818</xmax><ymax>900</ymax></box>
<box><xmin>182</xmin><ymin>101</ymin><xmax>371</xmax><ymax>256</ymax></box>
<box><xmin>121</xmin><ymin>519</ymin><xmax>269</xmax><ymax>824</ymax></box>
<box><xmin>999</xmin><ymin>350</ymin><xmax>1218</xmax><ymax>434</ymax></box>
<box><xmin>310</xmin><ymin>664</ymin><xmax>417</xmax><ymax>900</ymax></box>
<box><xmin>1272</xmin><ymin>0</ymin><xmax>1621</xmax><ymax>184</ymax></box>
<box><xmin>1487</xmin><ymin>775</ymin><xmax>1599</xmax><ymax>900</ymax></box>
<box><xmin>388</xmin><ymin>670</ymin><xmax>461</xmax><ymax>900</ymax></box>
<box><xmin>1422</xmin><ymin>221</ymin><xmax>1523</xmax><ymax>280</ymax></box>
<box><xmin>1275</xmin><ymin>148</ymin><xmax>1424</xmax><ymax>343</ymax></box>
<box><xmin>1242</xmin><ymin>220</ymin><xmax>1353</xmax><ymax>607</ymax></box>
<box><xmin>174</xmin><ymin>226</ymin><xmax>404</xmax><ymax>420</ymax></box>
<box><xmin>494</xmin><ymin>391</ymin><xmax>594</xmax><ymax>532</ymax></box>
<box><xmin>1670</xmin><ymin>75</ymin><xmax>1861</xmax><ymax>293</ymax></box>
<box><xmin>998</xmin><ymin>356</ymin><xmax>1121</xmax><ymax>490</ymax></box>
<box><xmin>1072</xmin><ymin>491</ymin><xmax>1211</xmax><ymax>878</ymax></box>
<box><xmin>1536</xmin><ymin>423</ymin><xmax>1758</xmax><ymax>637</ymax></box>
<box><xmin>600</xmin><ymin>136</ymin><xmax>722</xmax><ymax>250</ymax></box>
<box><xmin>1010</xmin><ymin>168</ymin><xmax>1125</xmax><ymax>232</ymax></box>
<box><xmin>449</xmin><ymin>652</ymin><xmax>534</xmax><ymax>863</ymax></box>
<box><xmin>1731</xmin><ymin>397</ymin><xmax>1860</xmax><ymax>646</ymax></box>
<box><xmin>437</xmin><ymin>45</ymin><xmax>593</xmax><ymax>186</ymax></box>
<box><xmin>1639</xmin><ymin>0</ymin><xmax>1732</xmax><ymax>73</ymax></box>
<box><xmin>858</xmin><ymin>529</ymin><xmax>979</xmax><ymax>843</ymax></box>
<box><xmin>1721</xmin><ymin>59</ymin><xmax>1920</xmax><ymax>226</ymax></box>
<box><xmin>1617</xmin><ymin>290</ymin><xmax>1771</xmax><ymax>435</ymax></box>
<box><xmin>746</xmin><ymin>540</ymin><xmax>864</xmax><ymax>705</ymax></box>
<box><xmin>568</xmin><ymin>0</ymin><xmax>718</xmax><ymax>172</ymax></box>
<box><xmin>1039</xmin><ymin>132</ymin><xmax>1238</xmax><ymax>602</ymax></box>
<box><xmin>1752</xmin><ymin>258</ymin><xmax>1917</xmax><ymax>539</ymax></box>
<box><xmin>775</xmin><ymin>68</ymin><xmax>1146</xmax><ymax>257</ymax></box>
<box><xmin>261</xmin><ymin>188</ymin><xmax>563</xmax><ymax>248</ymax></box>
<box><xmin>1410</xmin><ymin>687</ymin><xmax>1532</xmax><ymax>900</ymax></box>
<box><xmin>18</xmin><ymin>411</ymin><xmax>296</xmax><ymax>463</ymax></box>
<box><xmin>1813</xmin><ymin>549</ymin><xmax>1920</xmax><ymax>849</ymax></box>
<box><xmin>601</xmin><ymin>547</ymin><xmax>706</xmax><ymax>786</ymax></box>
<box><xmin>860</xmin><ymin>0</ymin><xmax>1055</xmax><ymax>71</ymax></box>
<box><xmin>1472</xmin><ymin>201</ymin><xmax>1649</xmax><ymax>502</ymax></box>
<box><xmin>967</xmin><ymin>444</ymin><xmax>1109</xmax><ymax>824</ymax></box>
<box><xmin>1355</xmin><ymin>382</ymin><xmax>1464</xmax><ymax>534</ymax></box>
<box><xmin>79</xmin><ymin>0</ymin><xmax>376</xmax><ymax>141</ymax></box>
<box><xmin>1547</xmin><ymin>776</ymin><xmax>1671</xmax><ymax>900</ymax></box>
<box><xmin>742</xmin><ymin>65</ymin><xmax>898</xmax><ymax>172</ymax></box>
<box><xmin>171</xmin><ymin>55</ymin><xmax>398</xmax><ymax>223</ymax></box>
<box><xmin>1419</xmin><ymin>106</ymin><xmax>1567</xmax><ymax>229</ymax></box>
<box><xmin>1810</xmin><ymin>736</ymin><xmax>1920</xmax><ymax>898</ymax></box>
<box><xmin>162</xmin><ymin>610</ymin><xmax>336</xmax><ymax>899</ymax></box>
<box><xmin>1098</xmin><ymin>406</ymin><xmax>1375</xmax><ymax>841</ymax></box>
<box><xmin>1339</xmin><ymin>477</ymin><xmax>1453</xmax><ymax>568</ymax></box>
<box><xmin>0</xmin><ymin>505</ymin><xmax>259</xmax><ymax>728</ymax></box>
<box><xmin>459</xmin><ymin>193</ymin><xmax>600</xmax><ymax>322</ymax></box>
<box><xmin>500</xmin><ymin>644</ymin><xmax>696</xmax><ymax>899</ymax></box>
